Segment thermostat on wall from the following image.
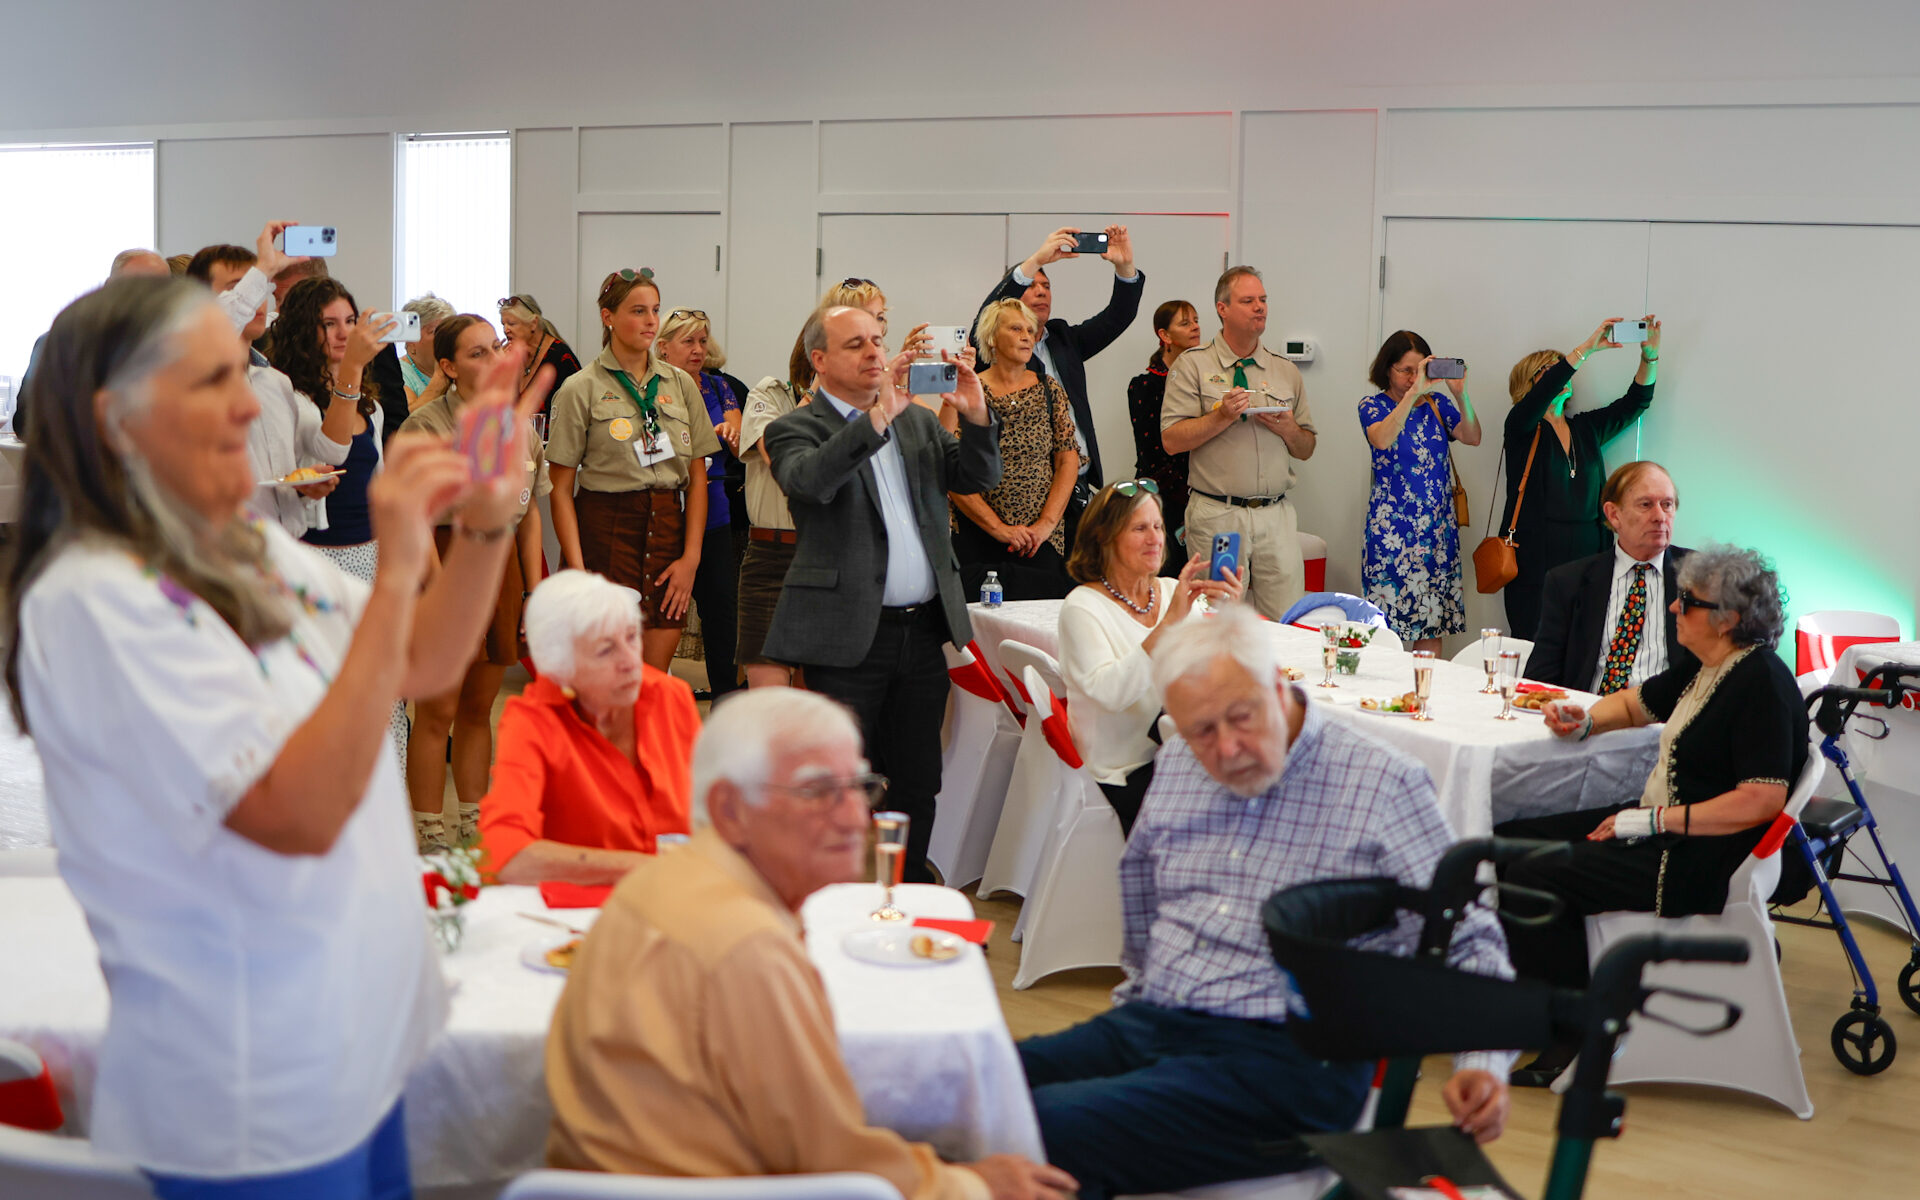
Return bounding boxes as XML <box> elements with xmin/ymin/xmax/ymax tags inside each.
<box><xmin>1280</xmin><ymin>336</ymin><xmax>1316</xmax><ymax>364</ymax></box>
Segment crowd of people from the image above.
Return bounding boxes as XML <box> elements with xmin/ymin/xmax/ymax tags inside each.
<box><xmin>7</xmin><ymin>213</ymin><xmax>1814</xmax><ymax>1200</ymax></box>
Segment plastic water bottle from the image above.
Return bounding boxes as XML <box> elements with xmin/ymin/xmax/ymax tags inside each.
<box><xmin>980</xmin><ymin>571</ymin><xmax>1004</xmax><ymax>607</ymax></box>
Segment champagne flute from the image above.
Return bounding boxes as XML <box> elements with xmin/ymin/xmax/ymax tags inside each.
<box><xmin>869</xmin><ymin>811</ymin><xmax>909</xmax><ymax>922</ymax></box>
<box><xmin>1319</xmin><ymin>624</ymin><xmax>1340</xmax><ymax>688</ymax></box>
<box><xmin>1410</xmin><ymin>649</ymin><xmax>1435</xmax><ymax>721</ymax></box>
<box><xmin>1496</xmin><ymin>650</ymin><xmax>1522</xmax><ymax>721</ymax></box>
<box><xmin>1479</xmin><ymin>627</ymin><xmax>1503</xmax><ymax>694</ymax></box>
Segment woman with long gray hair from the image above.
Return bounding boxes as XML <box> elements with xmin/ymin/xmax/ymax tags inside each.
<box><xmin>2</xmin><ymin>274</ymin><xmax>541</xmax><ymax>1196</ymax></box>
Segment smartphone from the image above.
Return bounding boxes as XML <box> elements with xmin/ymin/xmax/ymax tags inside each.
<box><xmin>1427</xmin><ymin>357</ymin><xmax>1466</xmax><ymax>380</ymax></box>
<box><xmin>1607</xmin><ymin>319</ymin><xmax>1649</xmax><ymax>345</ymax></box>
<box><xmin>1070</xmin><ymin>231</ymin><xmax>1109</xmax><ymax>255</ymax></box>
<box><xmin>283</xmin><ymin>225</ymin><xmax>337</xmax><ymax>257</ymax></box>
<box><xmin>369</xmin><ymin>311</ymin><xmax>420</xmax><ymax>344</ymax></box>
<box><xmin>1209</xmin><ymin>532</ymin><xmax>1242</xmax><ymax>583</ymax></box>
<box><xmin>907</xmin><ymin>360</ymin><xmax>958</xmax><ymax>395</ymax></box>
<box><xmin>920</xmin><ymin>325</ymin><xmax>968</xmax><ymax>357</ymax></box>
<box><xmin>455</xmin><ymin>403</ymin><xmax>514</xmax><ymax>482</ymax></box>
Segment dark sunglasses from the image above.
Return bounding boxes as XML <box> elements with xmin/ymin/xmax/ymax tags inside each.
<box><xmin>840</xmin><ymin>277</ymin><xmax>875</xmax><ymax>289</ymax></box>
<box><xmin>667</xmin><ymin>308</ymin><xmax>708</xmax><ymax>322</ymax></box>
<box><xmin>605</xmin><ymin>267</ymin><xmax>655</xmax><ymax>285</ymax></box>
<box><xmin>1112</xmin><ymin>479</ymin><xmax>1161</xmax><ymax>498</ymax></box>
<box><xmin>497</xmin><ymin>294</ymin><xmax>539</xmax><ymax>312</ymax></box>
<box><xmin>1676</xmin><ymin>588</ymin><xmax>1722</xmax><ymax>612</ymax></box>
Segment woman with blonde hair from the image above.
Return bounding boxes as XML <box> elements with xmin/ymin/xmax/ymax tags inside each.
<box><xmin>1498</xmin><ymin>316</ymin><xmax>1662</xmax><ymax>639</ymax></box>
<box><xmin>949</xmin><ymin>297</ymin><xmax>1078</xmax><ymax>600</ymax></box>
<box><xmin>498</xmin><ymin>292</ymin><xmax>582</xmax><ymax>419</ymax></box>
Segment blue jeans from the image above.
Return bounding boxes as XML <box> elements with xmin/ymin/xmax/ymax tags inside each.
<box><xmin>146</xmin><ymin>1101</ymin><xmax>410</xmax><ymax>1200</ymax></box>
<box><xmin>1019</xmin><ymin>1004</ymin><xmax>1369</xmax><ymax>1200</ymax></box>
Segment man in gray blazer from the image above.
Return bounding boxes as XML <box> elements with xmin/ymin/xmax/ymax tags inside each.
<box><xmin>763</xmin><ymin>305</ymin><xmax>1001</xmax><ymax>882</ymax></box>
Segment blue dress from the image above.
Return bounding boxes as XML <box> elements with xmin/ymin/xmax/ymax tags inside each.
<box><xmin>1358</xmin><ymin>390</ymin><xmax>1465</xmax><ymax>641</ymax></box>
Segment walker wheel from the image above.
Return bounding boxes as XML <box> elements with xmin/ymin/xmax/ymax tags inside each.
<box><xmin>1832</xmin><ymin>1010</ymin><xmax>1897</xmax><ymax>1075</ymax></box>
<box><xmin>1898</xmin><ymin>961</ymin><xmax>1920</xmax><ymax>1017</ymax></box>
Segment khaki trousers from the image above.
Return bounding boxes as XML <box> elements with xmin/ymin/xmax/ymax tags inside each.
<box><xmin>1183</xmin><ymin>492</ymin><xmax>1304</xmax><ymax>620</ymax></box>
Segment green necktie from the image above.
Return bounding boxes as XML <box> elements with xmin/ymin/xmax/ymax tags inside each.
<box><xmin>1232</xmin><ymin>357</ymin><xmax>1257</xmax><ymax>420</ymax></box>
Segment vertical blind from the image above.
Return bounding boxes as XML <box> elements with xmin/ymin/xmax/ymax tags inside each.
<box><xmin>0</xmin><ymin>143</ymin><xmax>155</xmax><ymax>415</ymax></box>
<box><xmin>397</xmin><ymin>134</ymin><xmax>511</xmax><ymax>327</ymax></box>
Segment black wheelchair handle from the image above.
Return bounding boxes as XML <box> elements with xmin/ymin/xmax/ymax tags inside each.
<box><xmin>1648</xmin><ymin>933</ymin><xmax>1750</xmax><ymax>966</ymax></box>
<box><xmin>1807</xmin><ymin>685</ymin><xmax>1895</xmax><ymax>710</ymax></box>
<box><xmin>1861</xmin><ymin>663</ymin><xmax>1920</xmax><ymax>692</ymax></box>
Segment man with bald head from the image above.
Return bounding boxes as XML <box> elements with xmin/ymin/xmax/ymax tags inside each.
<box><xmin>1526</xmin><ymin>460</ymin><xmax>1696</xmax><ymax>694</ymax></box>
<box><xmin>762</xmin><ymin>304</ymin><xmax>1002</xmax><ymax>883</ymax></box>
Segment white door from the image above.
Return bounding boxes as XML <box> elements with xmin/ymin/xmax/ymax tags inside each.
<box><xmin>818</xmin><ymin>214</ymin><xmax>1010</xmax><ymax>351</ymax></box>
<box><xmin>1006</xmin><ymin>213</ymin><xmax>1230</xmax><ymax>487</ymax></box>
<box><xmin>1380</xmin><ymin>217</ymin><xmax>1653</xmax><ymax>646</ymax></box>
<box><xmin>576</xmin><ymin>212</ymin><xmax>727</xmax><ymax>357</ymax></box>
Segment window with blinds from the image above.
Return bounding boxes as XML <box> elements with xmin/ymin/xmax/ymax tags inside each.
<box><xmin>0</xmin><ymin>142</ymin><xmax>156</xmax><ymax>417</ymax></box>
<box><xmin>396</xmin><ymin>133</ymin><xmax>511</xmax><ymax>329</ymax></box>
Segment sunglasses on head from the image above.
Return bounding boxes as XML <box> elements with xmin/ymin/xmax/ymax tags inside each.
<box><xmin>667</xmin><ymin>308</ymin><xmax>708</xmax><ymax>322</ymax></box>
<box><xmin>1112</xmin><ymin>479</ymin><xmax>1161</xmax><ymax>498</ymax></box>
<box><xmin>605</xmin><ymin>267</ymin><xmax>655</xmax><ymax>286</ymax></box>
<box><xmin>1676</xmin><ymin>588</ymin><xmax>1722</xmax><ymax>612</ymax></box>
<box><xmin>840</xmin><ymin>277</ymin><xmax>875</xmax><ymax>289</ymax></box>
<box><xmin>497</xmin><ymin>294</ymin><xmax>539</xmax><ymax>312</ymax></box>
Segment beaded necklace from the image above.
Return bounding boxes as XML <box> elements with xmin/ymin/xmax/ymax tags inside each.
<box><xmin>1101</xmin><ymin>576</ymin><xmax>1156</xmax><ymax>617</ymax></box>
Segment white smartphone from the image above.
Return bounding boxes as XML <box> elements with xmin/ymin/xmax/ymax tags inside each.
<box><xmin>1607</xmin><ymin>319</ymin><xmax>1648</xmax><ymax>344</ymax></box>
<box><xmin>921</xmin><ymin>325</ymin><xmax>968</xmax><ymax>357</ymax></box>
<box><xmin>369</xmin><ymin>311</ymin><xmax>420</xmax><ymax>344</ymax></box>
<box><xmin>283</xmin><ymin>225</ymin><xmax>337</xmax><ymax>257</ymax></box>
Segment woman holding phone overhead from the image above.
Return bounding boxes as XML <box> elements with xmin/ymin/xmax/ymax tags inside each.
<box><xmin>1500</xmin><ymin>316</ymin><xmax>1662</xmax><ymax>641</ymax></box>
<box><xmin>546</xmin><ymin>268</ymin><xmax>722</xmax><ymax>674</ymax></box>
<box><xmin>1358</xmin><ymin>329</ymin><xmax>1481</xmax><ymax>653</ymax></box>
<box><xmin>400</xmin><ymin>314</ymin><xmax>551</xmax><ymax>850</ymax></box>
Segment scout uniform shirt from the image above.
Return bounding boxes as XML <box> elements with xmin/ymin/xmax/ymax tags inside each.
<box><xmin>738</xmin><ymin>376</ymin><xmax>801</xmax><ymax>531</ymax></box>
<box><xmin>547</xmin><ymin>346</ymin><xmax>722</xmax><ymax>494</ymax></box>
<box><xmin>400</xmin><ymin>388</ymin><xmax>550</xmax><ymax>523</ymax></box>
<box><xmin>1160</xmin><ymin>336</ymin><xmax>1316</xmax><ymax>501</ymax></box>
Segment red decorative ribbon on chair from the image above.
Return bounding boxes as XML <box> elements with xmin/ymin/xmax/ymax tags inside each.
<box><xmin>1040</xmin><ymin>692</ymin><xmax>1084</xmax><ymax>770</ymax></box>
<box><xmin>0</xmin><ymin>1065</ymin><xmax>63</xmax><ymax>1132</ymax></box>
<box><xmin>1753</xmin><ymin>811</ymin><xmax>1796</xmax><ymax>860</ymax></box>
<box><xmin>948</xmin><ymin>653</ymin><xmax>1006</xmax><ymax>704</ymax></box>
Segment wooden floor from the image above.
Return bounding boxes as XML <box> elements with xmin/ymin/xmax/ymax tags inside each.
<box><xmin>972</xmin><ymin>888</ymin><xmax>1920</xmax><ymax>1200</ymax></box>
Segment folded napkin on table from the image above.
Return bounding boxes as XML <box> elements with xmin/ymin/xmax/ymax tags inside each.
<box><xmin>541</xmin><ymin>881</ymin><xmax>612</xmax><ymax>909</ymax></box>
<box><xmin>911</xmin><ymin>917</ymin><xmax>993</xmax><ymax>945</ymax></box>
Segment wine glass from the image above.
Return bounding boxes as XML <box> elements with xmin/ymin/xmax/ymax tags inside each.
<box><xmin>1495</xmin><ymin>651</ymin><xmax>1522</xmax><ymax>721</ymax></box>
<box><xmin>1410</xmin><ymin>650</ymin><xmax>1436</xmax><ymax>721</ymax></box>
<box><xmin>1318</xmin><ymin>624</ymin><xmax>1340</xmax><ymax>688</ymax></box>
<box><xmin>1479</xmin><ymin>628</ymin><xmax>1503</xmax><ymax>694</ymax></box>
<box><xmin>869</xmin><ymin>811</ymin><xmax>909</xmax><ymax>922</ymax></box>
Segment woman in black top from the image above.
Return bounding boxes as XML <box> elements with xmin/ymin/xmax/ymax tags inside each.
<box><xmin>1126</xmin><ymin>299</ymin><xmax>1201</xmax><ymax>575</ymax></box>
<box><xmin>1493</xmin><ymin>545</ymin><xmax>1803</xmax><ymax>1082</ymax></box>
<box><xmin>1498</xmin><ymin>316</ymin><xmax>1662</xmax><ymax>639</ymax></box>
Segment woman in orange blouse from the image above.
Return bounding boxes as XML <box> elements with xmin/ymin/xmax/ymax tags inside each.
<box><xmin>479</xmin><ymin>570</ymin><xmax>698</xmax><ymax>884</ymax></box>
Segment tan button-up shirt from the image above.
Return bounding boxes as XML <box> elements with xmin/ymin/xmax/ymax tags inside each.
<box><xmin>398</xmin><ymin>387</ymin><xmax>549</xmax><ymax>525</ymax></box>
<box><xmin>547</xmin><ymin>346</ymin><xmax>722</xmax><ymax>494</ymax></box>
<box><xmin>545</xmin><ymin>830</ymin><xmax>988</xmax><ymax>1200</ymax></box>
<box><xmin>1161</xmin><ymin>335</ymin><xmax>1315</xmax><ymax>498</ymax></box>
<box><xmin>739</xmin><ymin>376</ymin><xmax>799</xmax><ymax>531</ymax></box>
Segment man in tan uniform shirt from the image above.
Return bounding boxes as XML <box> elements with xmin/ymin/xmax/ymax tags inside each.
<box><xmin>1161</xmin><ymin>266</ymin><xmax>1317</xmax><ymax>619</ymax></box>
<box><xmin>545</xmin><ymin>687</ymin><xmax>1075</xmax><ymax>1200</ymax></box>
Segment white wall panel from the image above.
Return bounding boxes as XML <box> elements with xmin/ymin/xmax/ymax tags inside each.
<box><xmin>157</xmin><ymin>134</ymin><xmax>394</xmax><ymax>307</ymax></box>
<box><xmin>725</xmin><ymin>123</ymin><xmax>819</xmax><ymax>386</ymax></box>
<box><xmin>577</xmin><ymin>124</ymin><xmax>726</xmax><ymax>200</ymax></box>
<box><xmin>818</xmin><ymin>215</ymin><xmax>1008</xmax><ymax>351</ymax></box>
<box><xmin>512</xmin><ymin>128</ymin><xmax>579</xmax><ymax>345</ymax></box>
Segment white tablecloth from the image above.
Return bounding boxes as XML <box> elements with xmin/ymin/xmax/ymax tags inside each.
<box><xmin>968</xmin><ymin>599</ymin><xmax>1659</xmax><ymax>836</ymax></box>
<box><xmin>0</xmin><ymin>876</ymin><xmax>1040</xmax><ymax>1187</ymax></box>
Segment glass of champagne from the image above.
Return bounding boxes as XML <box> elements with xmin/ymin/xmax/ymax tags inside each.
<box><xmin>1410</xmin><ymin>650</ymin><xmax>1436</xmax><ymax>721</ymax></box>
<box><xmin>870</xmin><ymin>811</ymin><xmax>909</xmax><ymax>922</ymax></box>
<box><xmin>1496</xmin><ymin>650</ymin><xmax>1522</xmax><ymax>721</ymax></box>
<box><xmin>1319</xmin><ymin>624</ymin><xmax>1340</xmax><ymax>688</ymax></box>
<box><xmin>1479</xmin><ymin>628</ymin><xmax>1503</xmax><ymax>694</ymax></box>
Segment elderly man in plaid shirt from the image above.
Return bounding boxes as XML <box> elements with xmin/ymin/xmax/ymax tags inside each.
<box><xmin>1015</xmin><ymin>604</ymin><xmax>1516</xmax><ymax>1199</ymax></box>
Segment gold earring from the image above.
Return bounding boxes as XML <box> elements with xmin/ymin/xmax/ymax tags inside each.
<box><xmin>561</xmin><ymin>685</ymin><xmax>577</xmax><ymax>700</ymax></box>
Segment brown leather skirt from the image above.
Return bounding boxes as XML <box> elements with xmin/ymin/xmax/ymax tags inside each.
<box><xmin>735</xmin><ymin>536</ymin><xmax>797</xmax><ymax>668</ymax></box>
<box><xmin>574</xmin><ymin>488</ymin><xmax>688</xmax><ymax>630</ymax></box>
<box><xmin>433</xmin><ymin>525</ymin><xmax>525</xmax><ymax>667</ymax></box>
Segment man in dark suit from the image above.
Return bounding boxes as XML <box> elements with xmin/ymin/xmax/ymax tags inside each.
<box><xmin>764</xmin><ymin>305</ymin><xmax>1001</xmax><ymax>883</ymax></box>
<box><xmin>1526</xmin><ymin>461</ymin><xmax>1696</xmax><ymax>694</ymax></box>
<box><xmin>973</xmin><ymin>224</ymin><xmax>1145</xmax><ymax>499</ymax></box>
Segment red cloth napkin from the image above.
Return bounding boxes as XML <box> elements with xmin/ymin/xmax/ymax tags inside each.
<box><xmin>912</xmin><ymin>917</ymin><xmax>993</xmax><ymax>945</ymax></box>
<box><xmin>1515</xmin><ymin>682</ymin><xmax>1562</xmax><ymax>693</ymax></box>
<box><xmin>541</xmin><ymin>881</ymin><xmax>613</xmax><ymax>909</ymax></box>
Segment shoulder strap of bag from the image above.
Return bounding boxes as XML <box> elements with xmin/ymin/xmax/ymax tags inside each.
<box><xmin>1505</xmin><ymin>426</ymin><xmax>1543</xmax><ymax>541</ymax></box>
<box><xmin>1425</xmin><ymin>394</ymin><xmax>1465</xmax><ymax>490</ymax></box>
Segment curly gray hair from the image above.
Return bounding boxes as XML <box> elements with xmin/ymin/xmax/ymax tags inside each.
<box><xmin>1677</xmin><ymin>544</ymin><xmax>1787</xmax><ymax>649</ymax></box>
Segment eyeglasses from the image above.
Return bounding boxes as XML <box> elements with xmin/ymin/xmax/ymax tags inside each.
<box><xmin>1676</xmin><ymin>588</ymin><xmax>1722</xmax><ymax>612</ymax></box>
<box><xmin>603</xmin><ymin>267</ymin><xmax>655</xmax><ymax>287</ymax></box>
<box><xmin>497</xmin><ymin>294</ymin><xmax>539</xmax><ymax>312</ymax></box>
<box><xmin>1112</xmin><ymin>479</ymin><xmax>1161</xmax><ymax>498</ymax></box>
<box><xmin>667</xmin><ymin>309</ymin><xmax>708</xmax><ymax>322</ymax></box>
<box><xmin>840</xmin><ymin>277</ymin><xmax>875</xmax><ymax>289</ymax></box>
<box><xmin>762</xmin><ymin>772</ymin><xmax>890</xmax><ymax>812</ymax></box>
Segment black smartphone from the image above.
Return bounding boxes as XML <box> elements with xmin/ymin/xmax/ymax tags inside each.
<box><xmin>1427</xmin><ymin>357</ymin><xmax>1466</xmax><ymax>380</ymax></box>
<box><xmin>1070</xmin><ymin>231</ymin><xmax>1109</xmax><ymax>255</ymax></box>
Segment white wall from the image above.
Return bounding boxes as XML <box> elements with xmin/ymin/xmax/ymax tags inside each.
<box><xmin>10</xmin><ymin>0</ymin><xmax>1920</xmax><ymax>636</ymax></box>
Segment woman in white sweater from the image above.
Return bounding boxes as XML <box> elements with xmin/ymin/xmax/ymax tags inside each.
<box><xmin>1058</xmin><ymin>480</ymin><xmax>1243</xmax><ymax>832</ymax></box>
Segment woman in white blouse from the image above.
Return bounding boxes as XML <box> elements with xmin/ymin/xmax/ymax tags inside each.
<box><xmin>1058</xmin><ymin>479</ymin><xmax>1243</xmax><ymax>833</ymax></box>
<box><xmin>0</xmin><ymin>275</ymin><xmax>544</xmax><ymax>1198</ymax></box>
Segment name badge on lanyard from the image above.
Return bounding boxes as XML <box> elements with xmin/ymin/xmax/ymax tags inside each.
<box><xmin>611</xmin><ymin>367</ymin><xmax>677</xmax><ymax>468</ymax></box>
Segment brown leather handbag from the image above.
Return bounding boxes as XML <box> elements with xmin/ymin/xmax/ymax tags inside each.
<box><xmin>1425</xmin><ymin>397</ymin><xmax>1470</xmax><ymax>526</ymax></box>
<box><xmin>1472</xmin><ymin>427</ymin><xmax>1540</xmax><ymax>594</ymax></box>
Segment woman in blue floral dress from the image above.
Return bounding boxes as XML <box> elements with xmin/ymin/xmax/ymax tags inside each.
<box><xmin>1358</xmin><ymin>330</ymin><xmax>1483</xmax><ymax>651</ymax></box>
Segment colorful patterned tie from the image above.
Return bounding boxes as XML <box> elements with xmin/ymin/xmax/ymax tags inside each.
<box><xmin>1599</xmin><ymin>563</ymin><xmax>1650</xmax><ymax>695</ymax></box>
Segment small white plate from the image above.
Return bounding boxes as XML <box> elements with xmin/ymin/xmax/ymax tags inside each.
<box><xmin>1243</xmin><ymin>405</ymin><xmax>1292</xmax><ymax>415</ymax></box>
<box><xmin>1356</xmin><ymin>698</ymin><xmax>1419</xmax><ymax>717</ymax></box>
<box><xmin>519</xmin><ymin>933</ymin><xmax>581</xmax><ymax>976</ymax></box>
<box><xmin>841</xmin><ymin>926</ymin><xmax>970</xmax><ymax>967</ymax></box>
<box><xmin>258</xmin><ymin>467</ymin><xmax>343</xmax><ymax>489</ymax></box>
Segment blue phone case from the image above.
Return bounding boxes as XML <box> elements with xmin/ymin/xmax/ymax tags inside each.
<box><xmin>1209</xmin><ymin>532</ymin><xmax>1241</xmax><ymax>582</ymax></box>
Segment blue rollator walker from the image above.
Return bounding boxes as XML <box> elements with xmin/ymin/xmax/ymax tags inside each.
<box><xmin>1262</xmin><ymin>837</ymin><xmax>1747</xmax><ymax>1200</ymax></box>
<box><xmin>1769</xmin><ymin>663</ymin><xmax>1920</xmax><ymax>1075</ymax></box>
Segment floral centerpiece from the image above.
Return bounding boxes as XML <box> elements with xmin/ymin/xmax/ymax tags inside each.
<box><xmin>422</xmin><ymin>843</ymin><xmax>482</xmax><ymax>953</ymax></box>
<box><xmin>1328</xmin><ymin>622</ymin><xmax>1374</xmax><ymax>674</ymax></box>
